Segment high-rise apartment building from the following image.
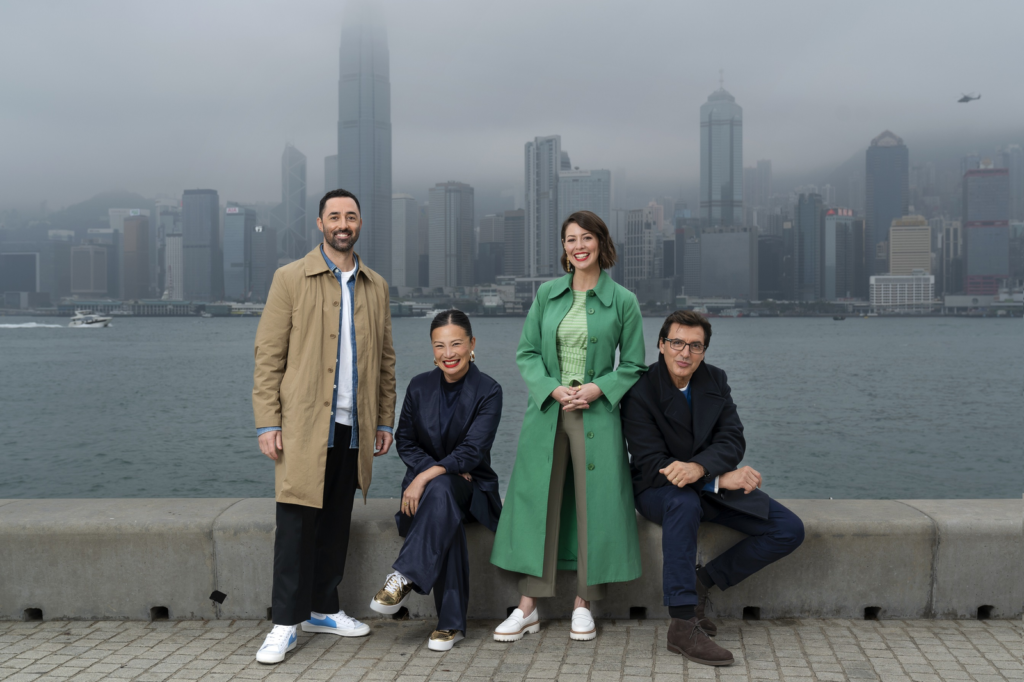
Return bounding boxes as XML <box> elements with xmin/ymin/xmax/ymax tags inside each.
<box><xmin>700</xmin><ymin>227</ymin><xmax>758</xmax><ymax>300</ymax></box>
<box><xmin>427</xmin><ymin>182</ymin><xmax>474</xmax><ymax>288</ymax></box>
<box><xmin>223</xmin><ymin>206</ymin><xmax>256</xmax><ymax>301</ymax></box>
<box><xmin>392</xmin><ymin>194</ymin><xmax>419</xmax><ymax>287</ymax></box>
<box><xmin>700</xmin><ymin>87</ymin><xmax>743</xmax><ymax>226</ymax></box>
<box><xmin>502</xmin><ymin>209</ymin><xmax>526</xmax><ymax>277</ymax></box>
<box><xmin>122</xmin><ymin>215</ymin><xmax>151</xmax><ymax>300</ymax></box>
<box><xmin>823</xmin><ymin>208</ymin><xmax>854</xmax><ymax>300</ymax></box>
<box><xmin>558</xmin><ymin>169</ymin><xmax>611</xmax><ymax>226</ymax></box>
<box><xmin>338</xmin><ymin>0</ymin><xmax>391</xmax><ymax>282</ymax></box>
<box><xmin>182</xmin><ymin>189</ymin><xmax>221</xmax><ymax>301</ymax></box>
<box><xmin>1001</xmin><ymin>144</ymin><xmax>1024</xmax><ymax>222</ymax></box>
<box><xmin>888</xmin><ymin>215</ymin><xmax>931</xmax><ymax>276</ymax></box>
<box><xmin>795</xmin><ymin>193</ymin><xmax>824</xmax><ymax>301</ymax></box>
<box><xmin>865</xmin><ymin>130</ymin><xmax>909</xmax><ymax>270</ymax></box>
<box><xmin>962</xmin><ymin>168</ymin><xmax>1010</xmax><ymax>294</ymax></box>
<box><xmin>525</xmin><ymin>135</ymin><xmax>561</xmax><ymax>277</ymax></box>
<box><xmin>624</xmin><ymin>208</ymin><xmax>655</xmax><ymax>293</ymax></box>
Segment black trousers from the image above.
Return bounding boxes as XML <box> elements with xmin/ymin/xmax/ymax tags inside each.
<box><xmin>272</xmin><ymin>423</ymin><xmax>359</xmax><ymax>626</ymax></box>
<box><xmin>392</xmin><ymin>474</ymin><xmax>474</xmax><ymax>633</ymax></box>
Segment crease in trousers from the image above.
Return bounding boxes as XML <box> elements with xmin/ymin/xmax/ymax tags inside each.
<box><xmin>518</xmin><ymin>408</ymin><xmax>606</xmax><ymax>602</ymax></box>
<box><xmin>272</xmin><ymin>422</ymin><xmax>358</xmax><ymax>626</ymax></box>
<box><xmin>392</xmin><ymin>474</ymin><xmax>475</xmax><ymax>633</ymax></box>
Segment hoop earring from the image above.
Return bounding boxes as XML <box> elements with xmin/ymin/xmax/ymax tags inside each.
<box><xmin>470</xmin><ymin>351</ymin><xmax>476</xmax><ymax>362</ymax></box>
<box><xmin>433</xmin><ymin>359</ymin><xmax>438</xmax><ymax>366</ymax></box>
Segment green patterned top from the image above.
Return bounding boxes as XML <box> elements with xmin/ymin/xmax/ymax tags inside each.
<box><xmin>556</xmin><ymin>290</ymin><xmax>589</xmax><ymax>386</ymax></box>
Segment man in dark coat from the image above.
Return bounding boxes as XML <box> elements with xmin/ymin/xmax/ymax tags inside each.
<box><xmin>622</xmin><ymin>310</ymin><xmax>804</xmax><ymax>667</ymax></box>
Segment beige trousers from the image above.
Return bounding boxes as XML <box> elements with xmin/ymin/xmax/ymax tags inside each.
<box><xmin>518</xmin><ymin>409</ymin><xmax>607</xmax><ymax>601</ymax></box>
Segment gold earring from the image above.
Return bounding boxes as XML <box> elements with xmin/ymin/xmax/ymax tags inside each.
<box><xmin>433</xmin><ymin>359</ymin><xmax>438</xmax><ymax>366</ymax></box>
<box><xmin>470</xmin><ymin>351</ymin><xmax>476</xmax><ymax>362</ymax></box>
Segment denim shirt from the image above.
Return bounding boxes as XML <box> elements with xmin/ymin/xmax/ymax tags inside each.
<box><xmin>256</xmin><ymin>245</ymin><xmax>392</xmax><ymax>449</ymax></box>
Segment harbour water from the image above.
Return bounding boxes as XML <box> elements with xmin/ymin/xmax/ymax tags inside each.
<box><xmin>0</xmin><ymin>315</ymin><xmax>1020</xmax><ymax>500</ymax></box>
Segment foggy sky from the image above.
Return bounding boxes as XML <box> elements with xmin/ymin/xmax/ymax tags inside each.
<box><xmin>2</xmin><ymin>0</ymin><xmax>1022</xmax><ymax>209</ymax></box>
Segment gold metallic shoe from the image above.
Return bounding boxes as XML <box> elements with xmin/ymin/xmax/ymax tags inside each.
<box><xmin>428</xmin><ymin>628</ymin><xmax>464</xmax><ymax>651</ymax></box>
<box><xmin>369</xmin><ymin>571</ymin><xmax>413</xmax><ymax>615</ymax></box>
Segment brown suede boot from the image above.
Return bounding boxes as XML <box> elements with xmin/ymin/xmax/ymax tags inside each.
<box><xmin>666</xmin><ymin>617</ymin><xmax>734</xmax><ymax>666</ymax></box>
<box><xmin>694</xmin><ymin>567</ymin><xmax>717</xmax><ymax>637</ymax></box>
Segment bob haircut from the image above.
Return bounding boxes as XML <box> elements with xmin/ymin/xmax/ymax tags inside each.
<box><xmin>559</xmin><ymin>210</ymin><xmax>617</xmax><ymax>272</ymax></box>
<box><xmin>658</xmin><ymin>310</ymin><xmax>712</xmax><ymax>349</ymax></box>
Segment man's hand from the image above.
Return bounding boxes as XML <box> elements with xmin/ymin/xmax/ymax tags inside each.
<box><xmin>565</xmin><ymin>383</ymin><xmax>603</xmax><ymax>411</ymax></box>
<box><xmin>659</xmin><ymin>460</ymin><xmax>705</xmax><ymax>487</ymax></box>
<box><xmin>374</xmin><ymin>429</ymin><xmax>393</xmax><ymax>456</ymax></box>
<box><xmin>258</xmin><ymin>431</ymin><xmax>284</xmax><ymax>461</ymax></box>
<box><xmin>719</xmin><ymin>466</ymin><xmax>762</xmax><ymax>494</ymax></box>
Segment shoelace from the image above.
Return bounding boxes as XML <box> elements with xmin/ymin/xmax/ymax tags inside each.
<box><xmin>687</xmin><ymin>621</ymin><xmax>711</xmax><ymax>641</ymax></box>
<box><xmin>702</xmin><ymin>594</ymin><xmax>715</xmax><ymax>615</ymax></box>
<box><xmin>384</xmin><ymin>572</ymin><xmax>408</xmax><ymax>594</ymax></box>
<box><xmin>264</xmin><ymin>625</ymin><xmax>294</xmax><ymax>646</ymax></box>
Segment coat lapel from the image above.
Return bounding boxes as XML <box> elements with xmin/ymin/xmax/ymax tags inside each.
<box><xmin>426</xmin><ymin>368</ymin><xmax>446</xmax><ymax>458</ymax></box>
<box><xmin>689</xmin><ymin>363</ymin><xmax>725</xmax><ymax>449</ymax></box>
<box><xmin>444</xmin><ymin>364</ymin><xmax>480</xmax><ymax>453</ymax></box>
<box><xmin>656</xmin><ymin>358</ymin><xmax>693</xmax><ymax>436</ymax></box>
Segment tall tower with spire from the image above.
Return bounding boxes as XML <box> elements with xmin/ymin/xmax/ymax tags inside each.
<box><xmin>337</xmin><ymin>0</ymin><xmax>392</xmax><ymax>281</ymax></box>
<box><xmin>699</xmin><ymin>77</ymin><xmax>743</xmax><ymax>227</ymax></box>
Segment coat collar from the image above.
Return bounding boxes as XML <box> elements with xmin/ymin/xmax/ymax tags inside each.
<box><xmin>655</xmin><ymin>357</ymin><xmax>725</xmax><ymax>448</ymax></box>
<box><xmin>302</xmin><ymin>245</ymin><xmax>378</xmax><ymax>286</ymax></box>
<box><xmin>428</xmin><ymin>363</ymin><xmax>481</xmax><ymax>455</ymax></box>
<box><xmin>546</xmin><ymin>270</ymin><xmax>614</xmax><ymax>306</ymax></box>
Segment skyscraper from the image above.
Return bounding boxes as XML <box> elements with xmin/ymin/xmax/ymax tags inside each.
<box><xmin>163</xmin><ymin>234</ymin><xmax>183</xmax><ymax>300</ymax></box>
<box><xmin>182</xmin><ymin>189</ymin><xmax>221</xmax><ymax>301</ymax></box>
<box><xmin>700</xmin><ymin>87</ymin><xmax>743</xmax><ymax>226</ymax></box>
<box><xmin>699</xmin><ymin>227</ymin><xmax>758</xmax><ymax>301</ymax></box>
<box><xmin>795</xmin><ymin>193</ymin><xmax>824</xmax><ymax>301</ymax></box>
<box><xmin>122</xmin><ymin>215</ymin><xmax>151</xmax><ymax>300</ymax></box>
<box><xmin>888</xmin><ymin>215</ymin><xmax>931</xmax><ymax>276</ymax></box>
<box><xmin>223</xmin><ymin>206</ymin><xmax>256</xmax><ymax>301</ymax></box>
<box><xmin>1002</xmin><ymin>144</ymin><xmax>1024</xmax><ymax>222</ymax></box>
<box><xmin>962</xmin><ymin>168</ymin><xmax>1010</xmax><ymax>295</ymax></box>
<box><xmin>624</xmin><ymin>207</ymin><xmax>655</xmax><ymax>293</ymax></box>
<box><xmin>477</xmin><ymin>214</ymin><xmax>505</xmax><ymax>284</ymax></box>
<box><xmin>427</xmin><ymin>182</ymin><xmax>474</xmax><ymax>288</ymax></box>
<box><xmin>525</xmin><ymin>135</ymin><xmax>561</xmax><ymax>277</ymax></box>
<box><xmin>338</xmin><ymin>0</ymin><xmax>392</xmax><ymax>282</ymax></box>
<box><xmin>250</xmin><ymin>225</ymin><xmax>278</xmax><ymax>303</ymax></box>
<box><xmin>865</xmin><ymin>130</ymin><xmax>909</xmax><ymax>269</ymax></box>
<box><xmin>502</xmin><ymin>209</ymin><xmax>526</xmax><ymax>277</ymax></box>
<box><xmin>557</xmin><ymin>169</ymin><xmax>611</xmax><ymax>226</ymax></box>
<box><xmin>324</xmin><ymin>155</ymin><xmax>339</xmax><ymax>194</ymax></box>
<box><xmin>272</xmin><ymin>144</ymin><xmax>308</xmax><ymax>261</ymax></box>
<box><xmin>392</xmin><ymin>194</ymin><xmax>418</xmax><ymax>287</ymax></box>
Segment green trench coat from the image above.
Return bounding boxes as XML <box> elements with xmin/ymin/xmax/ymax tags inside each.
<box><xmin>490</xmin><ymin>271</ymin><xmax>647</xmax><ymax>585</ymax></box>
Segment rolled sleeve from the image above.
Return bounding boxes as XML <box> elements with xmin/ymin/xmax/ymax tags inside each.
<box><xmin>256</xmin><ymin>426</ymin><xmax>282</xmax><ymax>436</ymax></box>
<box><xmin>377</xmin><ymin>425</ymin><xmax>393</xmax><ymax>434</ymax></box>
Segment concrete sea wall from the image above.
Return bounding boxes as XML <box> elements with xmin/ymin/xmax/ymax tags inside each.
<box><xmin>0</xmin><ymin>498</ymin><xmax>1020</xmax><ymax>622</ymax></box>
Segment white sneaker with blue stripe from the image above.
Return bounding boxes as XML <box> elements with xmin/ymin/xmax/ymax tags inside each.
<box><xmin>301</xmin><ymin>610</ymin><xmax>371</xmax><ymax>637</ymax></box>
<box><xmin>256</xmin><ymin>624</ymin><xmax>297</xmax><ymax>664</ymax></box>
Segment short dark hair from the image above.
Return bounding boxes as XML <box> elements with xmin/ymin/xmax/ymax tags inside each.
<box><xmin>560</xmin><ymin>210</ymin><xmax>617</xmax><ymax>272</ymax></box>
<box><xmin>319</xmin><ymin>188</ymin><xmax>361</xmax><ymax>219</ymax></box>
<box><xmin>430</xmin><ymin>309</ymin><xmax>473</xmax><ymax>339</ymax></box>
<box><xmin>658</xmin><ymin>310</ymin><xmax>712</xmax><ymax>349</ymax></box>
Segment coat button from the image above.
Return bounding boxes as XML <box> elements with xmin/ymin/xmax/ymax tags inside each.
<box><xmin>587</xmin><ymin>463</ymin><xmax>595</xmax><ymax>470</ymax></box>
<box><xmin>590</xmin><ymin>336</ymin><xmax>597</xmax><ymax>343</ymax></box>
<box><xmin>587</xmin><ymin>431</ymin><xmax>594</xmax><ymax>439</ymax></box>
<box><xmin>323</xmin><ymin>401</ymin><xmax>330</xmax><ymax>407</ymax></box>
<box><xmin>333</xmin><ymin>301</ymin><xmax>340</xmax><ymax>307</ymax></box>
<box><xmin>328</xmin><ymin>368</ymin><xmax>334</xmax><ymax>374</ymax></box>
<box><xmin>588</xmin><ymin>308</ymin><xmax>594</xmax><ymax>314</ymax></box>
<box><xmin>330</xmin><ymin>333</ymin><xmax>337</xmax><ymax>339</ymax></box>
<box><xmin>587</xmin><ymin>290</ymin><xmax>595</xmax><ymax>297</ymax></box>
<box><xmin>588</xmin><ymin>369</ymin><xmax>595</xmax><ymax>377</ymax></box>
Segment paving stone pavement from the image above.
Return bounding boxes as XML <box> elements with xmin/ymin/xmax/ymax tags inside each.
<box><xmin>0</xmin><ymin>618</ymin><xmax>1019</xmax><ymax>682</ymax></box>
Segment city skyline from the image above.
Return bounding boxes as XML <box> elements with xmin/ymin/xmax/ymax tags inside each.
<box><xmin>1</xmin><ymin>1</ymin><xmax>1022</xmax><ymax>208</ymax></box>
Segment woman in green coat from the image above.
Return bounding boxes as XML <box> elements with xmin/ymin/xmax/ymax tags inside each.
<box><xmin>491</xmin><ymin>210</ymin><xmax>647</xmax><ymax>642</ymax></box>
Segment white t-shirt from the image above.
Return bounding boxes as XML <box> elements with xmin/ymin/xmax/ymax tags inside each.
<box><xmin>335</xmin><ymin>266</ymin><xmax>357</xmax><ymax>425</ymax></box>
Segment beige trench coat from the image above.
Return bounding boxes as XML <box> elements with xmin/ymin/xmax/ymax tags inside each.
<box><xmin>253</xmin><ymin>246</ymin><xmax>396</xmax><ymax>508</ymax></box>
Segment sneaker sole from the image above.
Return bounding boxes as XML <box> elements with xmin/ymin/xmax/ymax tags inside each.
<box><xmin>570</xmin><ymin>627</ymin><xmax>597</xmax><ymax>641</ymax></box>
<box><xmin>300</xmin><ymin>623</ymin><xmax>371</xmax><ymax>637</ymax></box>
<box><xmin>427</xmin><ymin>632</ymin><xmax>464</xmax><ymax>651</ymax></box>
<box><xmin>493</xmin><ymin>622</ymin><xmax>540</xmax><ymax>642</ymax></box>
<box><xmin>256</xmin><ymin>639</ymin><xmax>296</xmax><ymax>664</ymax></box>
<box><xmin>369</xmin><ymin>592</ymin><xmax>410</xmax><ymax>615</ymax></box>
<box><xmin>668</xmin><ymin>643</ymin><xmax>734</xmax><ymax>666</ymax></box>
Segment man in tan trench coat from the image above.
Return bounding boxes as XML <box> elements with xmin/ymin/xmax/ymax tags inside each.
<box><xmin>251</xmin><ymin>188</ymin><xmax>396</xmax><ymax>664</ymax></box>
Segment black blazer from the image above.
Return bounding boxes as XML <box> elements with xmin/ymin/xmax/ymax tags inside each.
<box><xmin>394</xmin><ymin>363</ymin><xmax>503</xmax><ymax>536</ymax></box>
<box><xmin>622</xmin><ymin>358</ymin><xmax>770</xmax><ymax>520</ymax></box>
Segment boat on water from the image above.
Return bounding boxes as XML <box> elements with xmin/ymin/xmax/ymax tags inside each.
<box><xmin>68</xmin><ymin>310</ymin><xmax>112</xmax><ymax>328</ymax></box>
<box><xmin>833</xmin><ymin>315</ymin><xmax>846</xmax><ymax>321</ymax></box>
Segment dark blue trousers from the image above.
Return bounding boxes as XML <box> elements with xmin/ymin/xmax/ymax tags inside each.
<box><xmin>392</xmin><ymin>475</ymin><xmax>474</xmax><ymax>632</ymax></box>
<box><xmin>634</xmin><ymin>484</ymin><xmax>804</xmax><ymax>607</ymax></box>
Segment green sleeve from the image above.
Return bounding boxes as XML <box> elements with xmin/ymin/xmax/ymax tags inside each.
<box><xmin>593</xmin><ymin>292</ymin><xmax>647</xmax><ymax>406</ymax></box>
<box><xmin>516</xmin><ymin>294</ymin><xmax>562</xmax><ymax>410</ymax></box>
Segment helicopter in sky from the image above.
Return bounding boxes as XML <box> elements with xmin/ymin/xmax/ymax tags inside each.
<box><xmin>958</xmin><ymin>93</ymin><xmax>981</xmax><ymax>103</ymax></box>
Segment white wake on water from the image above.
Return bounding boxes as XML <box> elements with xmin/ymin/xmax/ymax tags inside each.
<box><xmin>0</xmin><ymin>322</ymin><xmax>65</xmax><ymax>329</ymax></box>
